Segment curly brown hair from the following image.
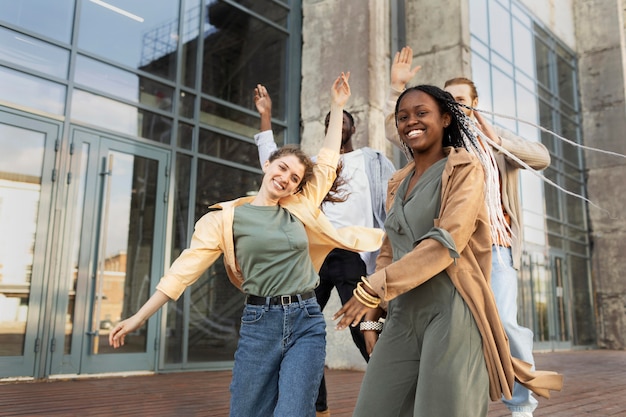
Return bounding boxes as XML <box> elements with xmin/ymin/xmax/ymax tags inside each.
<box><xmin>268</xmin><ymin>145</ymin><xmax>348</xmax><ymax>204</ymax></box>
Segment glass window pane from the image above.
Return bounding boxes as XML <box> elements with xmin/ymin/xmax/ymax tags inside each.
<box><xmin>202</xmin><ymin>2</ymin><xmax>289</xmax><ymax>118</ymax></box>
<box><xmin>230</xmin><ymin>0</ymin><xmax>289</xmax><ymax>27</ymax></box>
<box><xmin>569</xmin><ymin>255</ymin><xmax>595</xmax><ymax>345</ymax></box>
<box><xmin>492</xmin><ymin>68</ymin><xmax>516</xmax><ymax>131</ymax></box>
<box><xmin>0</xmin><ymin>66</ymin><xmax>66</xmax><ymax>115</ymax></box>
<box><xmin>489</xmin><ymin>1</ymin><xmax>512</xmax><ymax>61</ymax></box>
<box><xmin>199</xmin><ymin>129</ymin><xmax>260</xmax><ymax>167</ymax></box>
<box><xmin>469</xmin><ymin>0</ymin><xmax>489</xmax><ymax>43</ymax></box>
<box><xmin>78</xmin><ymin>0</ymin><xmax>179</xmax><ymax>80</ymax></box>
<box><xmin>71</xmin><ymin>89</ymin><xmax>172</xmax><ymax>143</ymax></box>
<box><xmin>0</xmin><ymin>0</ymin><xmax>74</xmax><ymax>43</ymax></box>
<box><xmin>196</xmin><ymin>159</ymin><xmax>261</xmax><ymax>208</ymax></box>
<box><xmin>0</xmin><ymin>28</ymin><xmax>69</xmax><ymax>79</ymax></box>
<box><xmin>181</xmin><ymin>0</ymin><xmax>201</xmax><ymax>88</ymax></box>
<box><xmin>534</xmin><ymin>34</ymin><xmax>551</xmax><ymax>89</ymax></box>
<box><xmin>200</xmin><ymin>99</ymin><xmax>264</xmax><ymax>140</ymax></box>
<box><xmin>75</xmin><ymin>55</ymin><xmax>140</xmax><ymax>102</ymax></box>
<box><xmin>516</xmin><ymin>85</ymin><xmax>539</xmax><ymax>141</ymax></box>
<box><xmin>471</xmin><ymin>55</ymin><xmax>493</xmax><ymax>117</ymax></box>
<box><xmin>179</xmin><ymin>92</ymin><xmax>196</xmax><ymax>119</ymax></box>
<box><xmin>177</xmin><ymin>122</ymin><xmax>194</xmax><ymax>150</ymax></box>
<box><xmin>512</xmin><ymin>17</ymin><xmax>534</xmax><ymax>77</ymax></box>
<box><xmin>557</xmin><ymin>52</ymin><xmax>575</xmax><ymax>107</ymax></box>
<box><xmin>0</xmin><ymin>124</ymin><xmax>45</xmax><ymax>356</ymax></box>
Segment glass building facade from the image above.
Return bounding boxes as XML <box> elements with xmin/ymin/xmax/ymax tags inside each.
<box><xmin>0</xmin><ymin>0</ymin><xmax>301</xmax><ymax>378</ymax></box>
<box><xmin>468</xmin><ymin>0</ymin><xmax>593</xmax><ymax>350</ymax></box>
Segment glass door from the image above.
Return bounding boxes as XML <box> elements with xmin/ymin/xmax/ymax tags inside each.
<box><xmin>48</xmin><ymin>129</ymin><xmax>169</xmax><ymax>375</ymax></box>
<box><xmin>0</xmin><ymin>112</ymin><xmax>59</xmax><ymax>378</ymax></box>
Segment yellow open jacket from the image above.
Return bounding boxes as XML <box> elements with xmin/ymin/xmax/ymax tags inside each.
<box><xmin>368</xmin><ymin>147</ymin><xmax>562</xmax><ymax>401</ymax></box>
<box><xmin>157</xmin><ymin>147</ymin><xmax>385</xmax><ymax>301</ymax></box>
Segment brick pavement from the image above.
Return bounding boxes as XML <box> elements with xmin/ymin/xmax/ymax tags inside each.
<box><xmin>0</xmin><ymin>349</ymin><xmax>624</xmax><ymax>416</ymax></box>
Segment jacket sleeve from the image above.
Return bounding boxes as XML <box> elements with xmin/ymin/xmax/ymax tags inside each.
<box><xmin>254</xmin><ymin>130</ymin><xmax>279</xmax><ymax>166</ymax></box>
<box><xmin>493</xmin><ymin>125</ymin><xmax>551</xmax><ymax>170</ymax></box>
<box><xmin>298</xmin><ymin>147</ymin><xmax>340</xmax><ymax>207</ymax></box>
<box><xmin>368</xmin><ymin>157</ymin><xmax>485</xmax><ymax>301</ymax></box>
<box><xmin>156</xmin><ymin>211</ymin><xmax>224</xmax><ymax>300</ymax></box>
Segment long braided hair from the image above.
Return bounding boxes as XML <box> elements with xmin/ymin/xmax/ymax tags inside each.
<box><xmin>395</xmin><ymin>85</ymin><xmax>512</xmax><ymax>247</ymax></box>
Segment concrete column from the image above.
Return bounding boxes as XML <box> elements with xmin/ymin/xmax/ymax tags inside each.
<box><xmin>574</xmin><ymin>0</ymin><xmax>626</xmax><ymax>349</ymax></box>
<box><xmin>300</xmin><ymin>0</ymin><xmax>391</xmax><ymax>370</ymax></box>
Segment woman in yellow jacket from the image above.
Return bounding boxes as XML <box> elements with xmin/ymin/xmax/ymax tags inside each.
<box><xmin>109</xmin><ymin>72</ymin><xmax>384</xmax><ymax>417</ymax></box>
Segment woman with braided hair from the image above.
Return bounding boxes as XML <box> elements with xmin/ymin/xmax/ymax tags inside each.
<box><xmin>333</xmin><ymin>85</ymin><xmax>561</xmax><ymax>416</ymax></box>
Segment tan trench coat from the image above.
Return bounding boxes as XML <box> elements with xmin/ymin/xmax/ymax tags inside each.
<box><xmin>367</xmin><ymin>147</ymin><xmax>562</xmax><ymax>401</ymax></box>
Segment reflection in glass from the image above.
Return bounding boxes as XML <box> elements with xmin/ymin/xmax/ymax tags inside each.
<box><xmin>179</xmin><ymin>92</ymin><xmax>196</xmax><ymax>119</ymax></box>
<box><xmin>0</xmin><ymin>28</ymin><xmax>69</xmax><ymax>79</ymax></box>
<box><xmin>556</xmin><ymin>48</ymin><xmax>575</xmax><ymax>107</ymax></box>
<box><xmin>195</xmin><ymin>159</ymin><xmax>261</xmax><ymax>211</ymax></box>
<box><xmin>569</xmin><ymin>255</ymin><xmax>595</xmax><ymax>345</ymax></box>
<box><xmin>201</xmin><ymin>1</ymin><xmax>289</xmax><ymax>118</ymax></box>
<box><xmin>93</xmin><ymin>151</ymin><xmax>159</xmax><ymax>354</ymax></box>
<box><xmin>71</xmin><ymin>90</ymin><xmax>172</xmax><ymax>143</ymax></box>
<box><xmin>468</xmin><ymin>0</ymin><xmax>488</xmax><ymax>43</ymax></box>
<box><xmin>181</xmin><ymin>0</ymin><xmax>201</xmax><ymax>88</ymax></box>
<box><xmin>78</xmin><ymin>0</ymin><xmax>179</xmax><ymax>80</ymax></box>
<box><xmin>65</xmin><ymin>143</ymin><xmax>91</xmax><ymax>354</ymax></box>
<box><xmin>0</xmin><ymin>124</ymin><xmax>45</xmax><ymax>356</ymax></box>
<box><xmin>75</xmin><ymin>55</ymin><xmax>175</xmax><ymax>112</ymax></box>
<box><xmin>0</xmin><ymin>0</ymin><xmax>74</xmax><ymax>43</ymax></box>
<box><xmin>177</xmin><ymin>122</ymin><xmax>194</xmax><ymax>150</ymax></box>
<box><xmin>0</xmin><ymin>66</ymin><xmax>65</xmax><ymax>115</ymax></box>
<box><xmin>75</xmin><ymin>55</ymin><xmax>140</xmax><ymax>102</ymax></box>
<box><xmin>164</xmin><ymin>154</ymin><xmax>191</xmax><ymax>364</ymax></box>
<box><xmin>199</xmin><ymin>98</ymin><xmax>266</xmax><ymax>140</ymax></box>
<box><xmin>199</xmin><ymin>129</ymin><xmax>260</xmax><ymax>167</ymax></box>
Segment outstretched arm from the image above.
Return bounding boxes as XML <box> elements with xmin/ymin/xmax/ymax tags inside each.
<box><xmin>322</xmin><ymin>72</ymin><xmax>351</xmax><ymax>153</ymax></box>
<box><xmin>253</xmin><ymin>84</ymin><xmax>278</xmax><ymax>165</ymax></box>
<box><xmin>109</xmin><ymin>290</ymin><xmax>171</xmax><ymax>348</ymax></box>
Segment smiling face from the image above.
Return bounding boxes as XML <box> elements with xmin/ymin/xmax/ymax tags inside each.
<box><xmin>261</xmin><ymin>154</ymin><xmax>306</xmax><ymax>200</ymax></box>
<box><xmin>444</xmin><ymin>83</ymin><xmax>478</xmax><ymax>117</ymax></box>
<box><xmin>396</xmin><ymin>89</ymin><xmax>451</xmax><ymax>156</ymax></box>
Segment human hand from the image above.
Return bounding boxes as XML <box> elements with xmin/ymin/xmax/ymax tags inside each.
<box><xmin>363</xmin><ymin>330</ymin><xmax>379</xmax><ymax>356</ymax></box>
<box><xmin>108</xmin><ymin>315</ymin><xmax>144</xmax><ymax>349</ymax></box>
<box><xmin>474</xmin><ymin>110</ymin><xmax>501</xmax><ymax>146</ymax></box>
<box><xmin>332</xmin><ymin>294</ymin><xmax>372</xmax><ymax>330</ymax></box>
<box><xmin>391</xmin><ymin>46</ymin><xmax>421</xmax><ymax>91</ymax></box>
<box><xmin>331</xmin><ymin>72</ymin><xmax>351</xmax><ymax>108</ymax></box>
<box><xmin>254</xmin><ymin>84</ymin><xmax>272</xmax><ymax>117</ymax></box>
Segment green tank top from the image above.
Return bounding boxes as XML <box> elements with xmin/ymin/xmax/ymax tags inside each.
<box><xmin>233</xmin><ymin>203</ymin><xmax>318</xmax><ymax>296</ymax></box>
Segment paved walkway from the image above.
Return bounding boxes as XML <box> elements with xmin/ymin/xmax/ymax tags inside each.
<box><xmin>0</xmin><ymin>349</ymin><xmax>624</xmax><ymax>416</ymax></box>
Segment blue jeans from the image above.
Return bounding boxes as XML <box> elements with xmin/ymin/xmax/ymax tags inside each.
<box><xmin>229</xmin><ymin>296</ymin><xmax>326</xmax><ymax>417</ymax></box>
<box><xmin>491</xmin><ymin>246</ymin><xmax>538</xmax><ymax>413</ymax></box>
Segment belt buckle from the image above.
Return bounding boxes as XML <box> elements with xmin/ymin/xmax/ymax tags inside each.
<box><xmin>280</xmin><ymin>295</ymin><xmax>292</xmax><ymax>305</ymax></box>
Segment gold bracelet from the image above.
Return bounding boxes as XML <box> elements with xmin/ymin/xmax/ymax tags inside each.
<box><xmin>361</xmin><ymin>276</ymin><xmax>375</xmax><ymax>291</ymax></box>
<box><xmin>355</xmin><ymin>283</ymin><xmax>379</xmax><ymax>303</ymax></box>
<box><xmin>353</xmin><ymin>283</ymin><xmax>380</xmax><ymax>308</ymax></box>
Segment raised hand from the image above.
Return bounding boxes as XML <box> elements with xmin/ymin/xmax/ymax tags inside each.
<box><xmin>254</xmin><ymin>84</ymin><xmax>272</xmax><ymax>132</ymax></box>
<box><xmin>391</xmin><ymin>46</ymin><xmax>421</xmax><ymax>91</ymax></box>
<box><xmin>331</xmin><ymin>71</ymin><xmax>351</xmax><ymax>108</ymax></box>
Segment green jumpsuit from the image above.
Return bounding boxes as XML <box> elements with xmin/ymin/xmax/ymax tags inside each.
<box><xmin>353</xmin><ymin>158</ymin><xmax>489</xmax><ymax>417</ymax></box>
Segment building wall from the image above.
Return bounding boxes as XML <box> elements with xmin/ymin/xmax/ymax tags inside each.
<box><xmin>300</xmin><ymin>0</ymin><xmax>626</xmax><ymax>370</ymax></box>
<box><xmin>573</xmin><ymin>0</ymin><xmax>626</xmax><ymax>349</ymax></box>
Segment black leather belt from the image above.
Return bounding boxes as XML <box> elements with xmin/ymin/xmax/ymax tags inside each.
<box><xmin>245</xmin><ymin>291</ymin><xmax>316</xmax><ymax>306</ymax></box>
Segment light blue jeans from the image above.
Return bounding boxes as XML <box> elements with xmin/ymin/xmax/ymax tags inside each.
<box><xmin>229</xmin><ymin>297</ymin><xmax>326</xmax><ymax>417</ymax></box>
<box><xmin>492</xmin><ymin>246</ymin><xmax>538</xmax><ymax>413</ymax></box>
